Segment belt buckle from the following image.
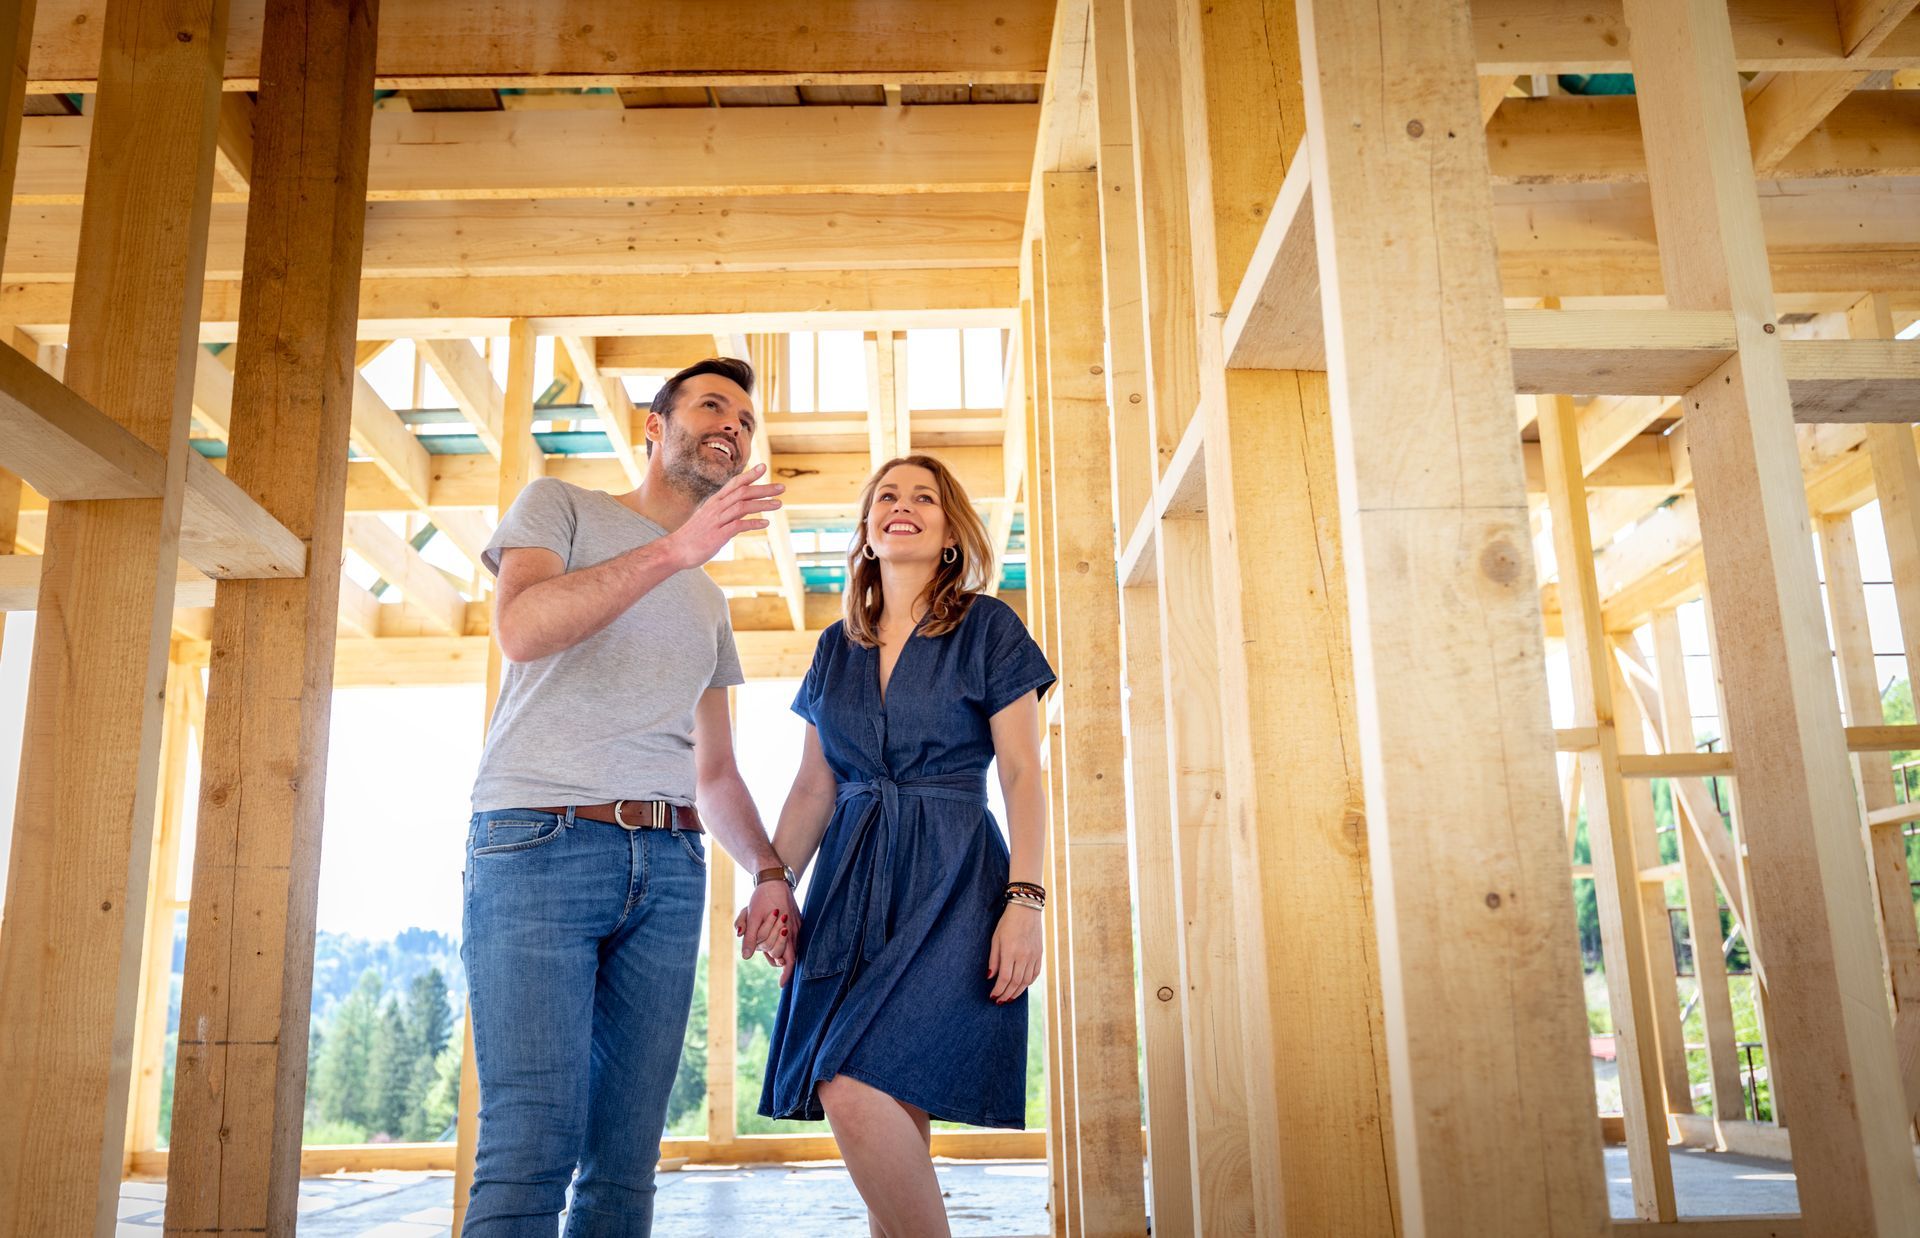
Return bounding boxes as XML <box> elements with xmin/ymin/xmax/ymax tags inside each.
<box><xmin>612</xmin><ymin>800</ymin><xmax>665</xmax><ymax>831</ymax></box>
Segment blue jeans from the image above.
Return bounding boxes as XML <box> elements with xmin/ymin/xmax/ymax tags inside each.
<box><xmin>460</xmin><ymin>808</ymin><xmax>707</xmax><ymax>1237</ymax></box>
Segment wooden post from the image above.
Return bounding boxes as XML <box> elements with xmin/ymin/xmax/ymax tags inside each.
<box><xmin>1849</xmin><ymin>294</ymin><xmax>1920</xmax><ymax>1122</ymax></box>
<box><xmin>0</xmin><ymin>0</ymin><xmax>231</xmax><ymax>1229</ymax></box>
<box><xmin>454</xmin><ymin>317</ymin><xmax>541</xmax><ymax>1236</ymax></box>
<box><xmin>1296</xmin><ymin>2</ymin><xmax>1610</xmax><ymax>1234</ymax></box>
<box><xmin>165</xmin><ymin>2</ymin><xmax>379</xmax><ymax>1230</ymax></box>
<box><xmin>1625</xmin><ymin>1</ymin><xmax>1920</xmax><ymax>1227</ymax></box>
<box><xmin>1166</xmin><ymin>0</ymin><xmax>1397</xmax><ymax>1230</ymax></box>
<box><xmin>1539</xmin><ymin>388</ymin><xmax>1676</xmax><ymax>1220</ymax></box>
<box><xmin>125</xmin><ymin>652</ymin><xmax>197</xmax><ymax>1157</ymax></box>
<box><xmin>1650</xmin><ymin>610</ymin><xmax>1746</xmax><ymax>1121</ymax></box>
<box><xmin>1091</xmin><ymin>5</ymin><xmax>1197</xmax><ymax>1231</ymax></box>
<box><xmin>1039</xmin><ymin>171</ymin><xmax>1147</xmax><ymax>1236</ymax></box>
<box><xmin>707</xmin><ymin>690</ymin><xmax>739</xmax><ymax>1147</ymax></box>
<box><xmin>0</xmin><ymin>0</ymin><xmax>36</xmax><ymax>263</ymax></box>
<box><xmin>1609</xmin><ymin>647</ymin><xmax>1695</xmax><ymax>1114</ymax></box>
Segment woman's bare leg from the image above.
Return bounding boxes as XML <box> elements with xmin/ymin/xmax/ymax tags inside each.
<box><xmin>819</xmin><ymin>1075</ymin><xmax>948</xmax><ymax>1238</ymax></box>
<box><xmin>864</xmin><ymin>1104</ymin><xmax>933</xmax><ymax>1238</ymax></box>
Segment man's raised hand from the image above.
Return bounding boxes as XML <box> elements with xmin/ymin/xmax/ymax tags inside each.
<box><xmin>667</xmin><ymin>464</ymin><xmax>785</xmax><ymax>570</ymax></box>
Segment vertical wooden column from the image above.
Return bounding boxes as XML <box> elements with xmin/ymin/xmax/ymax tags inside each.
<box><xmin>1649</xmin><ymin>611</ymin><xmax>1746</xmax><ymax>1121</ymax></box>
<box><xmin>1624</xmin><ymin>2</ymin><xmax>1920</xmax><ymax>1227</ymax></box>
<box><xmin>125</xmin><ymin>651</ymin><xmax>199</xmax><ymax>1157</ymax></box>
<box><xmin>0</xmin><ymin>0</ymin><xmax>35</xmax><ymax>262</ymax></box>
<box><xmin>707</xmin><ymin>690</ymin><xmax>739</xmax><ymax>1147</ymax></box>
<box><xmin>1090</xmin><ymin>5</ymin><xmax>1195</xmax><ymax>1232</ymax></box>
<box><xmin>1171</xmin><ymin>0</ymin><xmax>1399</xmax><ymax>1230</ymax></box>
<box><xmin>1819</xmin><ymin>509</ymin><xmax>1920</xmax><ymax>1122</ymax></box>
<box><xmin>166</xmin><ymin>2</ymin><xmax>378</xmax><ymax>1230</ymax></box>
<box><xmin>1039</xmin><ymin>171</ymin><xmax>1148</xmax><ymax>1237</ymax></box>
<box><xmin>454</xmin><ymin>317</ymin><xmax>541</xmax><ymax>1236</ymax></box>
<box><xmin>1296</xmin><ymin>2</ymin><xmax>1609</xmax><ymax>1234</ymax></box>
<box><xmin>1538</xmin><ymin>391</ymin><xmax>1676</xmax><ymax>1219</ymax></box>
<box><xmin>0</xmin><ymin>0</ymin><xmax>231</xmax><ymax>1229</ymax></box>
<box><xmin>1610</xmin><ymin>654</ymin><xmax>1695</xmax><ymax>1117</ymax></box>
<box><xmin>1851</xmin><ymin>293</ymin><xmax>1920</xmax><ymax>1121</ymax></box>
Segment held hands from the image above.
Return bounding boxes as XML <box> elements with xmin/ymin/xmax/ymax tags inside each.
<box><xmin>988</xmin><ymin>901</ymin><xmax>1044</xmax><ymax>1004</ymax></box>
<box><xmin>735</xmin><ymin>878</ymin><xmax>800</xmax><ymax>987</ymax></box>
<box><xmin>666</xmin><ymin>464</ymin><xmax>785</xmax><ymax>570</ymax></box>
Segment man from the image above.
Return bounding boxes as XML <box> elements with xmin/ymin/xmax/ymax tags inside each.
<box><xmin>462</xmin><ymin>357</ymin><xmax>799</xmax><ymax>1235</ymax></box>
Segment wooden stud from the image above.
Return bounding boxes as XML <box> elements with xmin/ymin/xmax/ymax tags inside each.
<box><xmin>164</xmin><ymin>2</ymin><xmax>379</xmax><ymax>1229</ymax></box>
<box><xmin>1539</xmin><ymin>389</ymin><xmax>1678</xmax><ymax>1218</ymax></box>
<box><xmin>1039</xmin><ymin>173</ymin><xmax>1145</xmax><ymax>1235</ymax></box>
<box><xmin>1816</xmin><ymin>509</ymin><xmax>1920</xmax><ymax>1120</ymax></box>
<box><xmin>1296</xmin><ymin>1</ymin><xmax>1611</xmax><ymax>1232</ymax></box>
<box><xmin>1624</xmin><ymin>2</ymin><xmax>1920</xmax><ymax>1226</ymax></box>
<box><xmin>1649</xmin><ymin>610</ymin><xmax>1747</xmax><ymax>1122</ymax></box>
<box><xmin>0</xmin><ymin>0</ymin><xmax>230</xmax><ymax>1227</ymax></box>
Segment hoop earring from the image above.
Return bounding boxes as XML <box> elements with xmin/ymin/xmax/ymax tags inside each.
<box><xmin>942</xmin><ymin>546</ymin><xmax>958</xmax><ymax>565</ymax></box>
<box><xmin>862</xmin><ymin>544</ymin><xmax>877</xmax><ymax>560</ymax></box>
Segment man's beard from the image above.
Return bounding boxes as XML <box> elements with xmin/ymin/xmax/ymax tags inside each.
<box><xmin>659</xmin><ymin>417</ymin><xmax>741</xmax><ymax>500</ymax></box>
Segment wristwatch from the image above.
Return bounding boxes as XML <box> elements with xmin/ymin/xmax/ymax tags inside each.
<box><xmin>756</xmin><ymin>864</ymin><xmax>796</xmax><ymax>889</ymax></box>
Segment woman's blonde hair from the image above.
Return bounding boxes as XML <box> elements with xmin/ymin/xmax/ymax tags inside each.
<box><xmin>843</xmin><ymin>455</ymin><xmax>994</xmax><ymax>648</ymax></box>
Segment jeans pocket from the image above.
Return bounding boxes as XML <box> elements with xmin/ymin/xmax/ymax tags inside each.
<box><xmin>472</xmin><ymin>816</ymin><xmax>567</xmax><ymax>857</ymax></box>
<box><xmin>674</xmin><ymin>830</ymin><xmax>708</xmax><ymax>868</ymax></box>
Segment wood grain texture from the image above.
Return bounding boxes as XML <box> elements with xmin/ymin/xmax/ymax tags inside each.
<box><xmin>0</xmin><ymin>0</ymin><xmax>230</xmax><ymax>1230</ymax></box>
<box><xmin>1297</xmin><ymin>0</ymin><xmax>1610</xmax><ymax>1232</ymax></box>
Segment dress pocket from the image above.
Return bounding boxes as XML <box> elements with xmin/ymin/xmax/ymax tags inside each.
<box><xmin>472</xmin><ymin>816</ymin><xmax>566</xmax><ymax>856</ymax></box>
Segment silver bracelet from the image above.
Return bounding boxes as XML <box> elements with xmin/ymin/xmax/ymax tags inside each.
<box><xmin>1005</xmin><ymin>893</ymin><xmax>1045</xmax><ymax>911</ymax></box>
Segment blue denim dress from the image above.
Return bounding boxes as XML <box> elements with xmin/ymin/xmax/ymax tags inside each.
<box><xmin>758</xmin><ymin>595</ymin><xmax>1055</xmax><ymax>1128</ymax></box>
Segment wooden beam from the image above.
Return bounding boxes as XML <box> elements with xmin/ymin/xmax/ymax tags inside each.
<box><xmin>343</xmin><ymin>514</ymin><xmax>465</xmax><ymax>637</ymax></box>
<box><xmin>16</xmin><ymin>102</ymin><xmax>1038</xmax><ymax>202</ymax></box>
<box><xmin>1038</xmin><ymin>171</ymin><xmax>1147</xmax><ymax>1236</ymax></box>
<box><xmin>594</xmin><ymin>334</ymin><xmax>712</xmax><ymax>377</ymax></box>
<box><xmin>0</xmin><ymin>339</ymin><xmax>168</xmax><ymax>498</ymax></box>
<box><xmin>0</xmin><ymin>0</ymin><xmax>36</xmax><ymax>266</ymax></box>
<box><xmin>212</xmin><ymin>89</ymin><xmax>253</xmax><ymax>192</ymax></box>
<box><xmin>0</xmin><ymin>0</ymin><xmax>229</xmax><ymax>1228</ymax></box>
<box><xmin>4</xmin><ymin>267</ymin><xmax>1023</xmax><ymax>343</ymax></box>
<box><xmin>1172</xmin><ymin>0</ymin><xmax>1395</xmax><ymax>1231</ymax></box>
<box><xmin>1648</xmin><ymin>612</ymin><xmax>1748</xmax><ymax>1123</ymax></box>
<box><xmin>23</xmin><ymin>0</ymin><xmax>1056</xmax><ymax>91</ymax></box>
<box><xmin>864</xmin><ymin>330</ymin><xmax>899</xmax><ymax>469</ymax></box>
<box><xmin>418</xmin><ymin>337</ymin><xmax>504</xmax><ymax>456</ymax></box>
<box><xmin>559</xmin><ymin>335</ymin><xmax>644</xmax><ymax>487</ymax></box>
<box><xmin>1539</xmin><ymin>390</ymin><xmax>1677</xmax><ymax>1218</ymax></box>
<box><xmin>166</xmin><ymin>8</ymin><xmax>377</xmax><ymax>1227</ymax></box>
<box><xmin>1297</xmin><ymin>1</ymin><xmax>1610</xmax><ymax>1233</ymax></box>
<box><xmin>1624</xmin><ymin>0</ymin><xmax>1920</xmax><ymax>1229</ymax></box>
<box><xmin>1</xmin><ymin>193</ymin><xmax>1027</xmax><ymax>283</ymax></box>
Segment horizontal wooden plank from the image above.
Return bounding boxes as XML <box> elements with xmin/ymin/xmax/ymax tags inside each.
<box><xmin>25</xmin><ymin>0</ymin><xmax>1055</xmax><ymax>91</ymax></box>
<box><xmin>2</xmin><ymin>194</ymin><xmax>1027</xmax><ymax>282</ymax></box>
<box><xmin>1486</xmin><ymin>92</ymin><xmax>1920</xmax><ymax>184</ymax></box>
<box><xmin>1508</xmin><ymin>309</ymin><xmax>1737</xmax><ymax>395</ymax></box>
<box><xmin>178</xmin><ymin>454</ymin><xmax>306</xmax><ymax>580</ymax></box>
<box><xmin>15</xmin><ymin>105</ymin><xmax>1039</xmax><ymax>204</ymax></box>
<box><xmin>1610</xmin><ymin>1221</ymin><xmax>1803</xmax><ymax>1238</ymax></box>
<box><xmin>1618</xmin><ymin>752</ymin><xmax>1736</xmax><ymax>778</ymax></box>
<box><xmin>0</xmin><ymin>554</ymin><xmax>214</xmax><ymax>610</ymax></box>
<box><xmin>1844</xmin><ymin>724</ymin><xmax>1920</xmax><ymax>752</ymax></box>
<box><xmin>1471</xmin><ymin>0</ymin><xmax>1920</xmax><ymax>73</ymax></box>
<box><xmin>0</xmin><ymin>342</ymin><xmax>164</xmax><ymax>499</ymax></box>
<box><xmin>2</xmin><ymin>269</ymin><xmax>1021</xmax><ymax>342</ymax></box>
<box><xmin>1784</xmin><ymin>338</ymin><xmax>1920</xmax><ymax>421</ymax></box>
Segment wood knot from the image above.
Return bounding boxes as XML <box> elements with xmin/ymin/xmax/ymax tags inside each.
<box><xmin>1479</xmin><ymin>539</ymin><xmax>1521</xmax><ymax>586</ymax></box>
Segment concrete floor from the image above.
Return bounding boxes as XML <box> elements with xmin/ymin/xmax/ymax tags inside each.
<box><xmin>117</xmin><ymin>1147</ymin><xmax>1797</xmax><ymax>1235</ymax></box>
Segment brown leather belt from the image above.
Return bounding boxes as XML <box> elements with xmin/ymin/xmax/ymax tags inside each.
<box><xmin>535</xmin><ymin>801</ymin><xmax>704</xmax><ymax>832</ymax></box>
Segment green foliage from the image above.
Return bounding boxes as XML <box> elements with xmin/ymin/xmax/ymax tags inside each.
<box><xmin>306</xmin><ymin>965</ymin><xmax>458</xmax><ymax>1143</ymax></box>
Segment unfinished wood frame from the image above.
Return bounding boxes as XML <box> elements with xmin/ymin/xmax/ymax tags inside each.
<box><xmin>0</xmin><ymin>2</ymin><xmax>232</xmax><ymax>1229</ymax></box>
<box><xmin>165</xmin><ymin>3</ymin><xmax>380</xmax><ymax>1229</ymax></box>
<box><xmin>1296</xmin><ymin>1</ymin><xmax>1609</xmax><ymax>1233</ymax></box>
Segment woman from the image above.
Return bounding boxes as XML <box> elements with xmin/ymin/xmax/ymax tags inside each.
<box><xmin>743</xmin><ymin>454</ymin><xmax>1054</xmax><ymax>1237</ymax></box>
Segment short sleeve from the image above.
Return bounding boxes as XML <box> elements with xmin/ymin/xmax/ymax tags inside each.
<box><xmin>791</xmin><ymin>626</ymin><xmax>836</xmax><ymax>726</ymax></box>
<box><xmin>980</xmin><ymin>599</ymin><xmax>1056</xmax><ymax>717</ymax></box>
<box><xmin>483</xmin><ymin>477</ymin><xmax>577</xmax><ymax>576</ymax></box>
<box><xmin>710</xmin><ymin>614</ymin><xmax>745</xmax><ymax>690</ymax></box>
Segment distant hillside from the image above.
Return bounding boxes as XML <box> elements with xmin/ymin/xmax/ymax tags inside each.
<box><xmin>310</xmin><ymin>926</ymin><xmax>466</xmax><ymax>1019</ymax></box>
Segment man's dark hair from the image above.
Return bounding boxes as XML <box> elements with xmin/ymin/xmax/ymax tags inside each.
<box><xmin>646</xmin><ymin>356</ymin><xmax>755</xmax><ymax>457</ymax></box>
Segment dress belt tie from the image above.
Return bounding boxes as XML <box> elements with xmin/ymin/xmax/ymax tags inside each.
<box><xmin>804</xmin><ymin>772</ymin><xmax>988</xmax><ymax>978</ymax></box>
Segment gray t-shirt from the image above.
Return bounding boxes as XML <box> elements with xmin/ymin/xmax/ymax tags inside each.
<box><xmin>471</xmin><ymin>477</ymin><xmax>744</xmax><ymax>811</ymax></box>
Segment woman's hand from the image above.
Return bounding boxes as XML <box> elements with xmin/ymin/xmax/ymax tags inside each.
<box><xmin>735</xmin><ymin>900</ymin><xmax>800</xmax><ymax>987</ymax></box>
<box><xmin>987</xmin><ymin>902</ymin><xmax>1044</xmax><ymax>1004</ymax></box>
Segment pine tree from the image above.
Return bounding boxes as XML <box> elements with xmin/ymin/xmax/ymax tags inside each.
<box><xmin>312</xmin><ymin>969</ymin><xmax>383</xmax><ymax>1131</ymax></box>
<box><xmin>399</xmin><ymin>970</ymin><xmax>453</xmax><ymax>1141</ymax></box>
<box><xmin>367</xmin><ymin>998</ymin><xmax>413</xmax><ymax>1139</ymax></box>
<box><xmin>420</xmin><ymin>1039</ymin><xmax>466</xmax><ymax>1140</ymax></box>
